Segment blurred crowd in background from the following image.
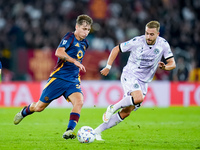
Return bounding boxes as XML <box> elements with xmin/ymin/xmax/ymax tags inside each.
<box><xmin>0</xmin><ymin>0</ymin><xmax>200</xmax><ymax>81</ymax></box>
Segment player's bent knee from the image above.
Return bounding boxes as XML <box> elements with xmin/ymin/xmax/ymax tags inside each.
<box><xmin>134</xmin><ymin>98</ymin><xmax>144</xmax><ymax>104</ymax></box>
<box><xmin>139</xmin><ymin>98</ymin><xmax>144</xmax><ymax>103</ymax></box>
<box><xmin>75</xmin><ymin>99</ymin><xmax>84</xmax><ymax>107</ymax></box>
<box><xmin>79</xmin><ymin>99</ymin><xmax>84</xmax><ymax>106</ymax></box>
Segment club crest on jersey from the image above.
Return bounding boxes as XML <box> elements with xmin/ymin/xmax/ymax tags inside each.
<box><xmin>134</xmin><ymin>83</ymin><xmax>139</xmax><ymax>89</ymax></box>
<box><xmin>154</xmin><ymin>48</ymin><xmax>159</xmax><ymax>54</ymax></box>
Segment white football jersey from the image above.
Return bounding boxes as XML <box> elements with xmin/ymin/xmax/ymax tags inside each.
<box><xmin>119</xmin><ymin>35</ymin><xmax>173</xmax><ymax>82</ymax></box>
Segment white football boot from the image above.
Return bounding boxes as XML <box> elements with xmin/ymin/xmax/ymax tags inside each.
<box><xmin>102</xmin><ymin>105</ymin><xmax>114</xmax><ymax>123</ymax></box>
<box><xmin>95</xmin><ymin>133</ymin><xmax>104</xmax><ymax>141</ymax></box>
<box><xmin>13</xmin><ymin>106</ymin><xmax>26</xmax><ymax>125</ymax></box>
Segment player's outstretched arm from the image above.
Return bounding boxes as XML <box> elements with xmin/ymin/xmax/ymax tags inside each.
<box><xmin>55</xmin><ymin>47</ymin><xmax>86</xmax><ymax>72</ymax></box>
<box><xmin>158</xmin><ymin>57</ymin><xmax>176</xmax><ymax>71</ymax></box>
<box><xmin>100</xmin><ymin>46</ymin><xmax>120</xmax><ymax>76</ymax></box>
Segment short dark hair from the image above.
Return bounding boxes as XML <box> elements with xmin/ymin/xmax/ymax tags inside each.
<box><xmin>76</xmin><ymin>15</ymin><xmax>93</xmax><ymax>26</ymax></box>
<box><xmin>146</xmin><ymin>21</ymin><xmax>160</xmax><ymax>32</ymax></box>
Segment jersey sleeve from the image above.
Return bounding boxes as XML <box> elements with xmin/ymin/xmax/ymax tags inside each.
<box><xmin>119</xmin><ymin>38</ymin><xmax>137</xmax><ymax>53</ymax></box>
<box><xmin>57</xmin><ymin>32</ymin><xmax>74</xmax><ymax>50</ymax></box>
<box><xmin>163</xmin><ymin>40</ymin><xmax>173</xmax><ymax>60</ymax></box>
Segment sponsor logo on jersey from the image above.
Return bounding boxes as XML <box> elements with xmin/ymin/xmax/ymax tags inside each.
<box><xmin>124</xmin><ymin>41</ymin><xmax>130</xmax><ymax>46</ymax></box>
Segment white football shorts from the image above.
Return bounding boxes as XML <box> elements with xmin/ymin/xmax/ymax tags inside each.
<box><xmin>120</xmin><ymin>72</ymin><xmax>148</xmax><ymax>111</ymax></box>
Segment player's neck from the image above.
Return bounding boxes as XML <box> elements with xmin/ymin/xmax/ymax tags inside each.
<box><xmin>74</xmin><ymin>31</ymin><xmax>83</xmax><ymax>41</ymax></box>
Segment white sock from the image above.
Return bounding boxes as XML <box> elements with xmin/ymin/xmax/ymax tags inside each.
<box><xmin>94</xmin><ymin>112</ymin><xmax>123</xmax><ymax>133</ymax></box>
<box><xmin>112</xmin><ymin>96</ymin><xmax>134</xmax><ymax>112</ymax></box>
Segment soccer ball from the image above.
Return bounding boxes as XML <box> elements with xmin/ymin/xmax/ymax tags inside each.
<box><xmin>77</xmin><ymin>126</ymin><xmax>95</xmax><ymax>143</ymax></box>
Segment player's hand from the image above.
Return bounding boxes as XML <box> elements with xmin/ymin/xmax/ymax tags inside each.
<box><xmin>100</xmin><ymin>67</ymin><xmax>110</xmax><ymax>76</ymax></box>
<box><xmin>158</xmin><ymin>61</ymin><xmax>166</xmax><ymax>70</ymax></box>
<box><xmin>74</xmin><ymin>61</ymin><xmax>86</xmax><ymax>72</ymax></box>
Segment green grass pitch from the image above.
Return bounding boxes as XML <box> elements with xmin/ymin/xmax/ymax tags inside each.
<box><xmin>0</xmin><ymin>107</ymin><xmax>200</xmax><ymax>150</ymax></box>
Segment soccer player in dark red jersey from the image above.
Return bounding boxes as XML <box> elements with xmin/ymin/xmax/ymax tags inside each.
<box><xmin>14</xmin><ymin>15</ymin><xmax>93</xmax><ymax>140</ymax></box>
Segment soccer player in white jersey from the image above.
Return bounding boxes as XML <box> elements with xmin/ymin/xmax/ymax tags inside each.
<box><xmin>94</xmin><ymin>21</ymin><xmax>176</xmax><ymax>140</ymax></box>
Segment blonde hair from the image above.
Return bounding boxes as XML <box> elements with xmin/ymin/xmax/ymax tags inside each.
<box><xmin>146</xmin><ymin>21</ymin><xmax>160</xmax><ymax>32</ymax></box>
<box><xmin>76</xmin><ymin>14</ymin><xmax>93</xmax><ymax>26</ymax></box>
